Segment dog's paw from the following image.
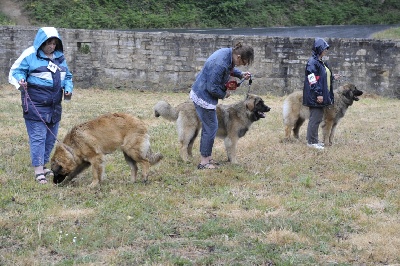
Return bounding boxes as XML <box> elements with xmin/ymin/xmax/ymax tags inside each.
<box><xmin>88</xmin><ymin>181</ymin><xmax>100</xmax><ymax>188</ymax></box>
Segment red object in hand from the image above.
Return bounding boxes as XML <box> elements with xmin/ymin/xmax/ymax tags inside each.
<box><xmin>225</xmin><ymin>80</ymin><xmax>238</xmax><ymax>90</ymax></box>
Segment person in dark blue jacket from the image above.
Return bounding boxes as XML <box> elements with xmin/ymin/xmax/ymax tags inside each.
<box><xmin>190</xmin><ymin>42</ymin><xmax>254</xmax><ymax>169</ymax></box>
<box><xmin>9</xmin><ymin>27</ymin><xmax>73</xmax><ymax>184</ymax></box>
<box><xmin>303</xmin><ymin>38</ymin><xmax>339</xmax><ymax>150</ymax></box>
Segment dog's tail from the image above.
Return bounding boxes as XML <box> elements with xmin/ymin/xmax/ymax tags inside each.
<box><xmin>282</xmin><ymin>97</ymin><xmax>291</xmax><ymax>125</ymax></box>
<box><xmin>153</xmin><ymin>100</ymin><xmax>179</xmax><ymax>121</ymax></box>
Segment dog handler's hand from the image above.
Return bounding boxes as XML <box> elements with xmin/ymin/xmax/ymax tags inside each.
<box><xmin>333</xmin><ymin>74</ymin><xmax>341</xmax><ymax>80</ymax></box>
<box><xmin>19</xmin><ymin>79</ymin><xmax>27</xmax><ymax>89</ymax></box>
<box><xmin>316</xmin><ymin>96</ymin><xmax>323</xmax><ymax>103</ymax></box>
<box><xmin>242</xmin><ymin>72</ymin><xmax>252</xmax><ymax>80</ymax></box>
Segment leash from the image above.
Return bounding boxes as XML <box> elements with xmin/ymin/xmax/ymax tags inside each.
<box><xmin>247</xmin><ymin>75</ymin><xmax>253</xmax><ymax>94</ymax></box>
<box><xmin>23</xmin><ymin>86</ymin><xmax>62</xmax><ymax>143</ymax></box>
<box><xmin>237</xmin><ymin>75</ymin><xmax>253</xmax><ymax>94</ymax></box>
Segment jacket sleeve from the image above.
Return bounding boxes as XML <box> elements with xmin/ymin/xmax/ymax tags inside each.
<box><xmin>63</xmin><ymin>64</ymin><xmax>73</xmax><ymax>93</ymax></box>
<box><xmin>231</xmin><ymin>67</ymin><xmax>242</xmax><ymax>79</ymax></box>
<box><xmin>9</xmin><ymin>55</ymin><xmax>29</xmax><ymax>89</ymax></box>
<box><xmin>305</xmin><ymin>60</ymin><xmax>322</xmax><ymax>96</ymax></box>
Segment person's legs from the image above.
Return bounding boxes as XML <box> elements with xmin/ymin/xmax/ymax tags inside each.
<box><xmin>42</xmin><ymin>121</ymin><xmax>59</xmax><ymax>178</ymax></box>
<box><xmin>194</xmin><ymin>104</ymin><xmax>218</xmax><ymax>168</ymax></box>
<box><xmin>25</xmin><ymin>119</ymin><xmax>48</xmax><ymax>183</ymax></box>
<box><xmin>44</xmin><ymin>121</ymin><xmax>59</xmax><ymax>165</ymax></box>
<box><xmin>307</xmin><ymin>107</ymin><xmax>324</xmax><ymax>144</ymax></box>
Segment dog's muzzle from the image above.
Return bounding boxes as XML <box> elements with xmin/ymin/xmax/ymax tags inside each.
<box><xmin>51</xmin><ymin>165</ymin><xmax>67</xmax><ymax>184</ymax></box>
<box><xmin>354</xmin><ymin>90</ymin><xmax>363</xmax><ymax>101</ymax></box>
<box><xmin>257</xmin><ymin>105</ymin><xmax>271</xmax><ymax>118</ymax></box>
<box><xmin>53</xmin><ymin>174</ymin><xmax>67</xmax><ymax>184</ymax></box>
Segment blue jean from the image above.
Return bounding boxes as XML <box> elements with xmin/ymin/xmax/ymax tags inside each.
<box><xmin>194</xmin><ymin>103</ymin><xmax>218</xmax><ymax>157</ymax></box>
<box><xmin>24</xmin><ymin>119</ymin><xmax>59</xmax><ymax>167</ymax></box>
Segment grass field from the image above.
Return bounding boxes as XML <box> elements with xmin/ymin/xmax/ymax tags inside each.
<box><xmin>372</xmin><ymin>26</ymin><xmax>400</xmax><ymax>40</ymax></box>
<box><xmin>0</xmin><ymin>84</ymin><xmax>399</xmax><ymax>265</ymax></box>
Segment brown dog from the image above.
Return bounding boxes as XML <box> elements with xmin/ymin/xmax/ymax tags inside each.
<box><xmin>51</xmin><ymin>113</ymin><xmax>163</xmax><ymax>187</ymax></box>
<box><xmin>154</xmin><ymin>94</ymin><xmax>271</xmax><ymax>163</ymax></box>
<box><xmin>282</xmin><ymin>83</ymin><xmax>363</xmax><ymax>145</ymax></box>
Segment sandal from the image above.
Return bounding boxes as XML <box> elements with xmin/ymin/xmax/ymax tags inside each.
<box><xmin>197</xmin><ymin>163</ymin><xmax>218</xmax><ymax>170</ymax></box>
<box><xmin>35</xmin><ymin>173</ymin><xmax>48</xmax><ymax>184</ymax></box>
<box><xmin>44</xmin><ymin>167</ymin><xmax>54</xmax><ymax>178</ymax></box>
<box><xmin>208</xmin><ymin>159</ymin><xmax>220</xmax><ymax>166</ymax></box>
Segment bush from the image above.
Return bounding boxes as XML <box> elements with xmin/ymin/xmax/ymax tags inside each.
<box><xmin>16</xmin><ymin>0</ymin><xmax>400</xmax><ymax>29</ymax></box>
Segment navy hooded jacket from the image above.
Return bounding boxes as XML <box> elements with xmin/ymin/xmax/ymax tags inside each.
<box><xmin>303</xmin><ymin>38</ymin><xmax>334</xmax><ymax>107</ymax></box>
<box><xmin>9</xmin><ymin>27</ymin><xmax>73</xmax><ymax>123</ymax></box>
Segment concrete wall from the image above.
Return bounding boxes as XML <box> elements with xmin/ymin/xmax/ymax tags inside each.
<box><xmin>1</xmin><ymin>26</ymin><xmax>399</xmax><ymax>97</ymax></box>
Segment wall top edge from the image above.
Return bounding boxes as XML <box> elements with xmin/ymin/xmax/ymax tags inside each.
<box><xmin>2</xmin><ymin>26</ymin><xmax>399</xmax><ymax>43</ymax></box>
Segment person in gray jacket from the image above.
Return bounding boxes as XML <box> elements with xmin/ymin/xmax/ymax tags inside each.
<box><xmin>190</xmin><ymin>42</ymin><xmax>254</xmax><ymax>169</ymax></box>
<box><xmin>303</xmin><ymin>38</ymin><xmax>339</xmax><ymax>150</ymax></box>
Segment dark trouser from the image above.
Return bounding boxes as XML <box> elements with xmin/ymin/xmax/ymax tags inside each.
<box><xmin>307</xmin><ymin>107</ymin><xmax>323</xmax><ymax>144</ymax></box>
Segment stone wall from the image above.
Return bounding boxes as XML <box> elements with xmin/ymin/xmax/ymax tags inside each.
<box><xmin>1</xmin><ymin>26</ymin><xmax>399</xmax><ymax>97</ymax></box>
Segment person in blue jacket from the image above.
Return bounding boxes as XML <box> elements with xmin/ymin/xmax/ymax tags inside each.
<box><xmin>9</xmin><ymin>27</ymin><xmax>73</xmax><ymax>184</ymax></box>
<box><xmin>190</xmin><ymin>42</ymin><xmax>254</xmax><ymax>169</ymax></box>
<box><xmin>303</xmin><ymin>37</ymin><xmax>339</xmax><ymax>150</ymax></box>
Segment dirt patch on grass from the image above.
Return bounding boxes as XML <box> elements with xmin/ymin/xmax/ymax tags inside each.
<box><xmin>0</xmin><ymin>0</ymin><xmax>30</xmax><ymax>25</ymax></box>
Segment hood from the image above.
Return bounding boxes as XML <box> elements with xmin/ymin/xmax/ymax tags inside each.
<box><xmin>312</xmin><ymin>38</ymin><xmax>329</xmax><ymax>56</ymax></box>
<box><xmin>33</xmin><ymin>27</ymin><xmax>63</xmax><ymax>52</ymax></box>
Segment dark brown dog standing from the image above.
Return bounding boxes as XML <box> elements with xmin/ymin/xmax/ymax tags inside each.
<box><xmin>282</xmin><ymin>83</ymin><xmax>363</xmax><ymax>145</ymax></box>
<box><xmin>51</xmin><ymin>113</ymin><xmax>163</xmax><ymax>187</ymax></box>
<box><xmin>154</xmin><ymin>94</ymin><xmax>271</xmax><ymax>163</ymax></box>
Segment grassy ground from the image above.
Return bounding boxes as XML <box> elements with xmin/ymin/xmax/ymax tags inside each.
<box><xmin>0</xmin><ymin>84</ymin><xmax>399</xmax><ymax>265</ymax></box>
<box><xmin>372</xmin><ymin>26</ymin><xmax>400</xmax><ymax>40</ymax></box>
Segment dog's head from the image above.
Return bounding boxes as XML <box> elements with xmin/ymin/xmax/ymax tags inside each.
<box><xmin>339</xmin><ymin>84</ymin><xmax>363</xmax><ymax>105</ymax></box>
<box><xmin>245</xmin><ymin>94</ymin><xmax>271</xmax><ymax>121</ymax></box>
<box><xmin>50</xmin><ymin>143</ymin><xmax>77</xmax><ymax>184</ymax></box>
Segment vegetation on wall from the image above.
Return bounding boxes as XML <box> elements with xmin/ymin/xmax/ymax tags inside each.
<box><xmin>0</xmin><ymin>13</ymin><xmax>14</xmax><ymax>25</ymax></box>
<box><xmin>13</xmin><ymin>0</ymin><xmax>400</xmax><ymax>29</ymax></box>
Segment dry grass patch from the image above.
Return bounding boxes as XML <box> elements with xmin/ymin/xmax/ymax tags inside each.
<box><xmin>1</xmin><ymin>84</ymin><xmax>400</xmax><ymax>265</ymax></box>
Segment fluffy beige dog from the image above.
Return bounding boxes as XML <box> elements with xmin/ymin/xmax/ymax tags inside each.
<box><xmin>283</xmin><ymin>83</ymin><xmax>363</xmax><ymax>145</ymax></box>
<box><xmin>154</xmin><ymin>94</ymin><xmax>270</xmax><ymax>163</ymax></box>
<box><xmin>51</xmin><ymin>113</ymin><xmax>163</xmax><ymax>187</ymax></box>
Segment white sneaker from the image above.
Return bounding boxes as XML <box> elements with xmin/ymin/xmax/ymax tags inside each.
<box><xmin>307</xmin><ymin>143</ymin><xmax>325</xmax><ymax>150</ymax></box>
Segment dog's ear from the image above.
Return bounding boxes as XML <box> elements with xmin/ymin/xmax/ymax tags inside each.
<box><xmin>246</xmin><ymin>97</ymin><xmax>255</xmax><ymax>111</ymax></box>
<box><xmin>53</xmin><ymin>143</ymin><xmax>76</xmax><ymax>165</ymax></box>
<box><xmin>342</xmin><ymin>88</ymin><xmax>352</xmax><ymax>99</ymax></box>
<box><xmin>61</xmin><ymin>143</ymin><xmax>75</xmax><ymax>160</ymax></box>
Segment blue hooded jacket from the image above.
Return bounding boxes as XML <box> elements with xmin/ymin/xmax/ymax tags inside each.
<box><xmin>303</xmin><ymin>38</ymin><xmax>334</xmax><ymax>107</ymax></box>
<box><xmin>190</xmin><ymin>47</ymin><xmax>243</xmax><ymax>109</ymax></box>
<box><xmin>9</xmin><ymin>27</ymin><xmax>73</xmax><ymax>123</ymax></box>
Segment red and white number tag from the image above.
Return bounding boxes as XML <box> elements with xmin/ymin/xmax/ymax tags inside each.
<box><xmin>308</xmin><ymin>73</ymin><xmax>317</xmax><ymax>85</ymax></box>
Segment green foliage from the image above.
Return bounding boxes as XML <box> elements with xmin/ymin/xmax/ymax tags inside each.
<box><xmin>16</xmin><ymin>0</ymin><xmax>400</xmax><ymax>29</ymax></box>
<box><xmin>0</xmin><ymin>12</ymin><xmax>14</xmax><ymax>25</ymax></box>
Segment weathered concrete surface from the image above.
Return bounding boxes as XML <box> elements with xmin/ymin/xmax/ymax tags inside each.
<box><xmin>1</xmin><ymin>26</ymin><xmax>399</xmax><ymax>97</ymax></box>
